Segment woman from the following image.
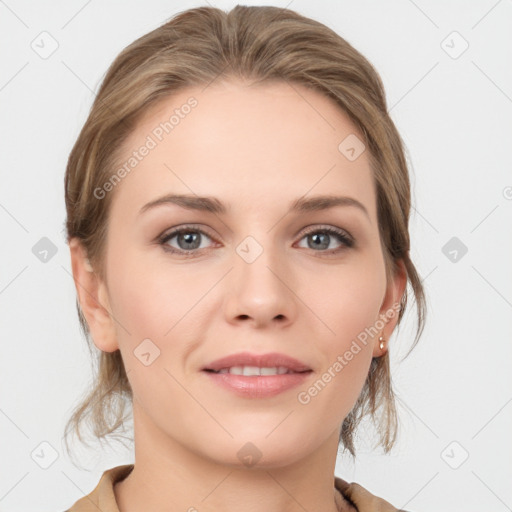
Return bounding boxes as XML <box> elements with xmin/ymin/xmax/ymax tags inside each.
<box><xmin>63</xmin><ymin>5</ymin><xmax>425</xmax><ymax>511</ymax></box>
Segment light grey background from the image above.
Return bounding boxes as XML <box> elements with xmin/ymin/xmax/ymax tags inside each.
<box><xmin>1</xmin><ymin>1</ymin><xmax>511</xmax><ymax>511</ymax></box>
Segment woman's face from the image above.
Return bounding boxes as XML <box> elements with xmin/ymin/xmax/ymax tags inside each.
<box><xmin>73</xmin><ymin>79</ymin><xmax>405</xmax><ymax>468</ymax></box>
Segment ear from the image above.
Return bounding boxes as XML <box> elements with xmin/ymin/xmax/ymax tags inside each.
<box><xmin>68</xmin><ymin>238</ymin><xmax>119</xmax><ymax>353</ymax></box>
<box><xmin>372</xmin><ymin>258</ymin><xmax>408</xmax><ymax>357</ymax></box>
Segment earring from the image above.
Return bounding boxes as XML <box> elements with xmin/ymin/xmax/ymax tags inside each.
<box><xmin>378</xmin><ymin>334</ymin><xmax>386</xmax><ymax>350</ymax></box>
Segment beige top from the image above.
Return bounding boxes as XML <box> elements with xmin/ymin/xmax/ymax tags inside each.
<box><xmin>65</xmin><ymin>464</ymin><xmax>402</xmax><ymax>512</ymax></box>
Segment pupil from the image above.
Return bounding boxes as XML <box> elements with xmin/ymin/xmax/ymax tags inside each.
<box><xmin>309</xmin><ymin>233</ymin><xmax>329</xmax><ymax>250</ymax></box>
<box><xmin>179</xmin><ymin>232</ymin><xmax>200</xmax><ymax>250</ymax></box>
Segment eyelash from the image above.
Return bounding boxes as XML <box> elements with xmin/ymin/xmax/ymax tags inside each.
<box><xmin>157</xmin><ymin>224</ymin><xmax>354</xmax><ymax>258</ymax></box>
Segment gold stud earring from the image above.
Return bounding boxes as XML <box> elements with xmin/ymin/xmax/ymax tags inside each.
<box><xmin>378</xmin><ymin>334</ymin><xmax>386</xmax><ymax>350</ymax></box>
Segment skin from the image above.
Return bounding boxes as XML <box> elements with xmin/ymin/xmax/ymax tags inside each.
<box><xmin>69</xmin><ymin>79</ymin><xmax>406</xmax><ymax>512</ymax></box>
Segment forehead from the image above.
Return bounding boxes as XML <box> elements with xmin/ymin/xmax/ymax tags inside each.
<box><xmin>110</xmin><ymin>79</ymin><xmax>376</xmax><ymax>221</ymax></box>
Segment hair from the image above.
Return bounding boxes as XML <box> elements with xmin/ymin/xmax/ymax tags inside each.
<box><xmin>63</xmin><ymin>4</ymin><xmax>427</xmax><ymax>461</ymax></box>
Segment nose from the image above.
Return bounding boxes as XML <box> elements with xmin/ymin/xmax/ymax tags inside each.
<box><xmin>222</xmin><ymin>237</ymin><xmax>297</xmax><ymax>329</ymax></box>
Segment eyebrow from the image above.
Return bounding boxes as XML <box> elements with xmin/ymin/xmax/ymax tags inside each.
<box><xmin>138</xmin><ymin>193</ymin><xmax>370</xmax><ymax>220</ymax></box>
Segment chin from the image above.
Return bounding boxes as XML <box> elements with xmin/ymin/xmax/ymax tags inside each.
<box><xmin>199</xmin><ymin>431</ymin><xmax>318</xmax><ymax>470</ymax></box>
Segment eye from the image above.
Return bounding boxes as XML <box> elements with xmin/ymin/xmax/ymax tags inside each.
<box><xmin>158</xmin><ymin>225</ymin><xmax>217</xmax><ymax>256</ymax></box>
<box><xmin>295</xmin><ymin>225</ymin><xmax>354</xmax><ymax>254</ymax></box>
<box><xmin>157</xmin><ymin>224</ymin><xmax>354</xmax><ymax>258</ymax></box>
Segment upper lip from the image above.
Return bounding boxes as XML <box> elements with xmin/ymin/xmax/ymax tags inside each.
<box><xmin>202</xmin><ymin>352</ymin><xmax>312</xmax><ymax>373</ymax></box>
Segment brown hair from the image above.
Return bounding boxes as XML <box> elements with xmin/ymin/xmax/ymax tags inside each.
<box><xmin>63</xmin><ymin>4</ymin><xmax>426</xmax><ymax>461</ymax></box>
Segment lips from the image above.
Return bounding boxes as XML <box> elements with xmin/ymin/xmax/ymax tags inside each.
<box><xmin>202</xmin><ymin>351</ymin><xmax>312</xmax><ymax>374</ymax></box>
<box><xmin>202</xmin><ymin>351</ymin><xmax>313</xmax><ymax>398</ymax></box>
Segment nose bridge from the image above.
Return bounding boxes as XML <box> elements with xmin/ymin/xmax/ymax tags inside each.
<box><xmin>235</xmin><ymin>232</ymin><xmax>286</xmax><ymax>295</ymax></box>
<box><xmin>223</xmin><ymin>231</ymin><xmax>295</xmax><ymax>325</ymax></box>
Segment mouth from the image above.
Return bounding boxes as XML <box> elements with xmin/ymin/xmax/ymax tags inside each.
<box><xmin>201</xmin><ymin>352</ymin><xmax>313</xmax><ymax>398</ymax></box>
<box><xmin>203</xmin><ymin>366</ymin><xmax>311</xmax><ymax>376</ymax></box>
<box><xmin>202</xmin><ymin>351</ymin><xmax>312</xmax><ymax>374</ymax></box>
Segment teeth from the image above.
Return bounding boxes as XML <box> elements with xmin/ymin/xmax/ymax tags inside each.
<box><xmin>241</xmin><ymin>366</ymin><xmax>260</xmax><ymax>376</ymax></box>
<box><xmin>217</xmin><ymin>366</ymin><xmax>292</xmax><ymax>376</ymax></box>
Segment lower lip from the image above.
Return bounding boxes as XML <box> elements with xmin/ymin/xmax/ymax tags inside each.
<box><xmin>202</xmin><ymin>370</ymin><xmax>312</xmax><ymax>398</ymax></box>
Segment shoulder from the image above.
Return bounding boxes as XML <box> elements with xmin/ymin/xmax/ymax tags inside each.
<box><xmin>335</xmin><ymin>476</ymin><xmax>409</xmax><ymax>512</ymax></box>
<box><xmin>65</xmin><ymin>466</ymin><xmax>407</xmax><ymax>512</ymax></box>
<box><xmin>65</xmin><ymin>464</ymin><xmax>134</xmax><ymax>512</ymax></box>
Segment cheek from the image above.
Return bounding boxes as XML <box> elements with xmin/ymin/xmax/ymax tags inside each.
<box><xmin>105</xmin><ymin>256</ymin><xmax>193</xmax><ymax>415</ymax></box>
<box><xmin>106</xmin><ymin>246</ymin><xmax>210</xmax><ymax>342</ymax></box>
<box><xmin>105</xmin><ymin>249</ymin><xmax>215</xmax><ymax>410</ymax></box>
<box><xmin>310</xmin><ymin>253</ymin><xmax>386</xmax><ymax>346</ymax></box>
<box><xmin>295</xmin><ymin>289</ymin><xmax>377</xmax><ymax>433</ymax></box>
<box><xmin>297</xmin><ymin>257</ymin><xmax>384</xmax><ymax>414</ymax></box>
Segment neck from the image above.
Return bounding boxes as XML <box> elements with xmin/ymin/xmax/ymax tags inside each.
<box><xmin>114</xmin><ymin>401</ymin><xmax>353</xmax><ymax>512</ymax></box>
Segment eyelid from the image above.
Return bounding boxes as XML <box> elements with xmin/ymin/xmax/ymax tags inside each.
<box><xmin>158</xmin><ymin>224</ymin><xmax>219</xmax><ymax>244</ymax></box>
<box><xmin>299</xmin><ymin>224</ymin><xmax>354</xmax><ymax>243</ymax></box>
